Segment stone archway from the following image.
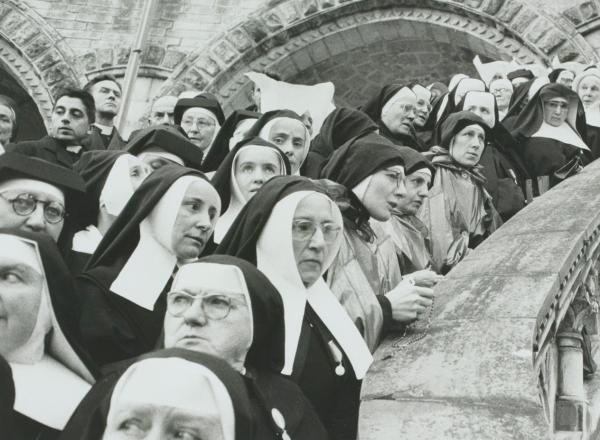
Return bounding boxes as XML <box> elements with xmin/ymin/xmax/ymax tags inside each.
<box><xmin>0</xmin><ymin>0</ymin><xmax>82</xmax><ymax>128</ymax></box>
<box><xmin>158</xmin><ymin>0</ymin><xmax>599</xmax><ymax>112</ymax></box>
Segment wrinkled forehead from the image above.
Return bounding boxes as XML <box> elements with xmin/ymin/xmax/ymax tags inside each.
<box><xmin>182</xmin><ymin>107</ymin><xmax>218</xmax><ymax>121</ymax></box>
<box><xmin>293</xmin><ymin>192</ymin><xmax>342</xmax><ymax>224</ymax></box>
<box><xmin>0</xmin><ymin>178</ymin><xmax>65</xmax><ymax>204</ymax></box>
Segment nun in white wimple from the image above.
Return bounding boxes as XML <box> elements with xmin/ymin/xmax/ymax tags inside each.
<box><xmin>212</xmin><ymin>137</ymin><xmax>290</xmax><ymax>244</ymax></box>
<box><xmin>574</xmin><ymin>68</ymin><xmax>600</xmax><ymax>159</ymax></box>
<box><xmin>215</xmin><ymin>176</ymin><xmax>372</xmax><ymax>440</ymax></box>
<box><xmin>0</xmin><ymin>230</ymin><xmax>96</xmax><ymax>439</ymax></box>
<box><xmin>76</xmin><ymin>165</ymin><xmax>221</xmax><ymax>367</ymax></box>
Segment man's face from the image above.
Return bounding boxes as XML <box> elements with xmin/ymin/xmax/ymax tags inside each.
<box><xmin>396</xmin><ymin>172</ymin><xmax>431</xmax><ymax>215</ymax></box>
<box><xmin>50</xmin><ymin>96</ymin><xmax>90</xmax><ymax>145</ymax></box>
<box><xmin>180</xmin><ymin>108</ymin><xmax>217</xmax><ymax>152</ymax></box>
<box><xmin>90</xmin><ymin>80</ymin><xmax>122</xmax><ymax>118</ymax></box>
<box><xmin>543</xmin><ymin>97</ymin><xmax>569</xmax><ymax>127</ymax></box>
<box><xmin>149</xmin><ymin>96</ymin><xmax>177</xmax><ymax>126</ymax></box>
<box><xmin>267</xmin><ymin>118</ymin><xmax>307</xmax><ymax>174</ymax></box>
<box><xmin>0</xmin><ymin>105</ymin><xmax>14</xmax><ymax>146</ymax></box>
<box><xmin>489</xmin><ymin>81</ymin><xmax>512</xmax><ymax>110</ymax></box>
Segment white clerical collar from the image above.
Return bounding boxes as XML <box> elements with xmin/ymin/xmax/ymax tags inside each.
<box><xmin>532</xmin><ymin>122</ymin><xmax>590</xmax><ymax>151</ymax></box>
<box><xmin>66</xmin><ymin>145</ymin><xmax>82</xmax><ymax>154</ymax></box>
<box><xmin>93</xmin><ymin>123</ymin><xmax>114</xmax><ymax>136</ymax></box>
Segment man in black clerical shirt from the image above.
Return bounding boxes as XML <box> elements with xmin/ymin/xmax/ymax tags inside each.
<box><xmin>83</xmin><ymin>74</ymin><xmax>125</xmax><ymax>150</ymax></box>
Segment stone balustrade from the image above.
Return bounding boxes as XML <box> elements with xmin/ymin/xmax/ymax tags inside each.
<box><xmin>359</xmin><ymin>159</ymin><xmax>600</xmax><ymax>439</ymax></box>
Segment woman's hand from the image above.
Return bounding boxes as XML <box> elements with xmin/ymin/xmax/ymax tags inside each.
<box><xmin>405</xmin><ymin>269</ymin><xmax>443</xmax><ymax>288</ymax></box>
<box><xmin>385</xmin><ymin>280</ymin><xmax>434</xmax><ymax>322</ymax></box>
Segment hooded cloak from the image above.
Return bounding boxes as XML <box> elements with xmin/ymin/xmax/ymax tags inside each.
<box><xmin>75</xmin><ymin>165</ymin><xmax>219</xmax><ymax>367</ymax></box>
<box><xmin>212</xmin><ymin>137</ymin><xmax>290</xmax><ymax>244</ymax></box>
<box><xmin>301</xmin><ymin>107</ymin><xmax>378</xmax><ymax>178</ymax></box>
<box><xmin>60</xmin><ymin>349</ymin><xmax>255</xmax><ymax>440</ymax></box>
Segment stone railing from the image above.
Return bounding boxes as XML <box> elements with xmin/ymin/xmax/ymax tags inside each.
<box><xmin>359</xmin><ymin>159</ymin><xmax>600</xmax><ymax>439</ymax></box>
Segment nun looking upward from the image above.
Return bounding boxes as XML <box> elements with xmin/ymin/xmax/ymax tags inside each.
<box><xmin>211</xmin><ymin>137</ymin><xmax>290</xmax><ymax>244</ymax></box>
<box><xmin>70</xmin><ymin>150</ymin><xmax>151</xmax><ymax>272</ymax></box>
<box><xmin>76</xmin><ymin>165</ymin><xmax>221</xmax><ymax>367</ymax></box>
<box><xmin>161</xmin><ymin>255</ymin><xmax>328</xmax><ymax>440</ymax></box>
<box><xmin>511</xmin><ymin>83</ymin><xmax>591</xmax><ymax>192</ymax></box>
<box><xmin>419</xmin><ymin>111</ymin><xmax>502</xmax><ymax>273</ymax></box>
<box><xmin>127</xmin><ymin>125</ymin><xmax>204</xmax><ymax>171</ymax></box>
<box><xmin>573</xmin><ymin>68</ymin><xmax>600</xmax><ymax>160</ymax></box>
<box><xmin>61</xmin><ymin>349</ymin><xmax>255</xmax><ymax>440</ymax></box>
<box><xmin>217</xmin><ymin>176</ymin><xmax>373</xmax><ymax>440</ymax></box>
<box><xmin>320</xmin><ymin>133</ymin><xmax>439</xmax><ymax>351</ymax></box>
<box><xmin>243</xmin><ymin>109</ymin><xmax>311</xmax><ymax>175</ymax></box>
<box><xmin>0</xmin><ymin>229</ymin><xmax>98</xmax><ymax>439</ymax></box>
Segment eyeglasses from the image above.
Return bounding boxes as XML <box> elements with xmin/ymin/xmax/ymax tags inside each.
<box><xmin>292</xmin><ymin>220</ymin><xmax>341</xmax><ymax>243</ymax></box>
<box><xmin>166</xmin><ymin>291</ymin><xmax>247</xmax><ymax>319</ymax></box>
<box><xmin>0</xmin><ymin>193</ymin><xmax>66</xmax><ymax>224</ymax></box>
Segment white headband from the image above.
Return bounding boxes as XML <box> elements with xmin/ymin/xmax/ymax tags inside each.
<box><xmin>381</xmin><ymin>87</ymin><xmax>416</xmax><ymax>119</ymax></box>
<box><xmin>99</xmin><ymin>154</ymin><xmax>137</xmax><ymax>217</ymax></box>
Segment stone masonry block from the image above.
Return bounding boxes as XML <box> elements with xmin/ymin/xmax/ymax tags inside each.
<box><xmin>536</xmin><ymin>30</ymin><xmax>567</xmax><ymax>55</ymax></box>
<box><xmin>43</xmin><ymin>63</ymin><xmax>69</xmax><ymax>86</ymax></box>
<box><xmin>161</xmin><ymin>50</ymin><xmax>186</xmax><ymax>69</ymax></box>
<box><xmin>243</xmin><ymin>17</ymin><xmax>270</xmax><ymax>43</ymax></box>
<box><xmin>142</xmin><ymin>45</ymin><xmax>165</xmax><ymax>65</ymax></box>
<box><xmin>212</xmin><ymin>40</ymin><xmax>237</xmax><ymax>64</ymax></box>
<box><xmin>195</xmin><ymin>55</ymin><xmax>221</xmax><ymax>77</ymax></box>
<box><xmin>495</xmin><ymin>0</ymin><xmax>522</xmax><ymax>23</ymax></box>
<box><xmin>307</xmin><ymin>39</ymin><xmax>331</xmax><ymax>64</ymax></box>
<box><xmin>298</xmin><ymin>0</ymin><xmax>319</xmax><ymax>16</ymax></box>
<box><xmin>226</xmin><ymin>27</ymin><xmax>253</xmax><ymax>52</ymax></box>
<box><xmin>290</xmin><ymin>47</ymin><xmax>315</xmax><ymax>71</ymax></box>
<box><xmin>37</xmin><ymin>49</ymin><xmax>62</xmax><ymax>71</ymax></box>
<box><xmin>96</xmin><ymin>48</ymin><xmax>114</xmax><ymax>68</ymax></box>
<box><xmin>11</xmin><ymin>22</ymin><xmax>38</xmax><ymax>47</ymax></box>
<box><xmin>24</xmin><ymin>36</ymin><xmax>52</xmax><ymax>60</ymax></box>
<box><xmin>511</xmin><ymin>7</ymin><xmax>539</xmax><ymax>34</ymax></box>
<box><xmin>338</xmin><ymin>27</ymin><xmax>364</xmax><ymax>51</ymax></box>
<box><xmin>261</xmin><ymin>11</ymin><xmax>285</xmax><ymax>32</ymax></box>
<box><xmin>81</xmin><ymin>51</ymin><xmax>97</xmax><ymax>71</ymax></box>
<box><xmin>323</xmin><ymin>32</ymin><xmax>347</xmax><ymax>56</ymax></box>
<box><xmin>580</xmin><ymin>1</ymin><xmax>598</xmax><ymax>20</ymax></box>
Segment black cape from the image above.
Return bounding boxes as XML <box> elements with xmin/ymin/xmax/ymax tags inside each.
<box><xmin>82</xmin><ymin>125</ymin><xmax>125</xmax><ymax>151</ymax></box>
<box><xmin>60</xmin><ymin>349</ymin><xmax>255</xmax><ymax>440</ymax></box>
<box><xmin>6</xmin><ymin>135</ymin><xmax>92</xmax><ymax>169</ymax></box>
<box><xmin>302</xmin><ymin>107</ymin><xmax>378</xmax><ymax>177</ymax></box>
<box><xmin>201</xmin><ymin>110</ymin><xmax>261</xmax><ymax>172</ymax></box>
<box><xmin>75</xmin><ymin>165</ymin><xmax>209</xmax><ymax>367</ymax></box>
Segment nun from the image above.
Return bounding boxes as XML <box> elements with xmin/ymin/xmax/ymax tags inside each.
<box><xmin>61</xmin><ymin>349</ymin><xmax>255</xmax><ymax>440</ymax></box>
<box><xmin>76</xmin><ymin>165</ymin><xmax>221</xmax><ymax>367</ymax></box>
<box><xmin>457</xmin><ymin>91</ymin><xmax>528</xmax><ymax>220</ymax></box>
<box><xmin>217</xmin><ymin>176</ymin><xmax>373</xmax><ymax>440</ymax></box>
<box><xmin>360</xmin><ymin>84</ymin><xmax>423</xmax><ymax>151</ymax></box>
<box><xmin>0</xmin><ymin>229</ymin><xmax>98</xmax><ymax>439</ymax></box>
<box><xmin>412</xmin><ymin>84</ymin><xmax>434</xmax><ymax>147</ymax></box>
<box><xmin>0</xmin><ymin>152</ymin><xmax>87</xmax><ymax>253</ymax></box>
<box><xmin>301</xmin><ymin>107</ymin><xmax>378</xmax><ymax>178</ymax></box>
<box><xmin>70</xmin><ymin>150</ymin><xmax>151</xmax><ymax>272</ymax></box>
<box><xmin>502</xmin><ymin>77</ymin><xmax>549</xmax><ymax>131</ymax></box>
<box><xmin>419</xmin><ymin>111</ymin><xmax>502</xmax><ymax>273</ymax></box>
<box><xmin>511</xmin><ymin>83</ymin><xmax>591</xmax><ymax>192</ymax></box>
<box><xmin>548</xmin><ymin>68</ymin><xmax>575</xmax><ymax>88</ymax></box>
<box><xmin>174</xmin><ymin>93</ymin><xmax>225</xmax><ymax>161</ymax></box>
<box><xmin>162</xmin><ymin>255</ymin><xmax>328</xmax><ymax>439</ymax></box>
<box><xmin>127</xmin><ymin>125</ymin><xmax>204</xmax><ymax>171</ymax></box>
<box><xmin>202</xmin><ymin>110</ymin><xmax>260</xmax><ymax>173</ymax></box>
<box><xmin>211</xmin><ymin>137</ymin><xmax>290</xmax><ymax>244</ymax></box>
<box><xmin>243</xmin><ymin>109</ymin><xmax>311</xmax><ymax>175</ymax></box>
<box><xmin>489</xmin><ymin>78</ymin><xmax>513</xmax><ymax>121</ymax></box>
<box><xmin>573</xmin><ymin>68</ymin><xmax>600</xmax><ymax>160</ymax></box>
<box><xmin>320</xmin><ymin>133</ymin><xmax>438</xmax><ymax>351</ymax></box>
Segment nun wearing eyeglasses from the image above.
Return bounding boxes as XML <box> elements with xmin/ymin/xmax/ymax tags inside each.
<box><xmin>0</xmin><ymin>153</ymin><xmax>87</xmax><ymax>256</ymax></box>
<box><xmin>573</xmin><ymin>68</ymin><xmax>600</xmax><ymax>160</ymax></box>
<box><xmin>511</xmin><ymin>83</ymin><xmax>591</xmax><ymax>193</ymax></box>
<box><xmin>60</xmin><ymin>349</ymin><xmax>255</xmax><ymax>440</ymax></box>
<box><xmin>0</xmin><ymin>229</ymin><xmax>98</xmax><ymax>440</ymax></box>
<box><xmin>161</xmin><ymin>255</ymin><xmax>328</xmax><ymax>440</ymax></box>
<box><xmin>217</xmin><ymin>176</ymin><xmax>373</xmax><ymax>440</ymax></box>
<box><xmin>211</xmin><ymin>137</ymin><xmax>290</xmax><ymax>244</ymax></box>
<box><xmin>243</xmin><ymin>110</ymin><xmax>311</xmax><ymax>175</ymax></box>
<box><xmin>419</xmin><ymin>111</ymin><xmax>502</xmax><ymax>273</ymax></box>
<box><xmin>70</xmin><ymin>151</ymin><xmax>151</xmax><ymax>273</ymax></box>
<box><xmin>360</xmin><ymin>84</ymin><xmax>424</xmax><ymax>151</ymax></box>
<box><xmin>320</xmin><ymin>133</ymin><xmax>438</xmax><ymax>351</ymax></box>
<box><xmin>75</xmin><ymin>165</ymin><xmax>221</xmax><ymax>367</ymax></box>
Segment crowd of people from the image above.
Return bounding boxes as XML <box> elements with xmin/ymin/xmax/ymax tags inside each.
<box><xmin>0</xmin><ymin>61</ymin><xmax>598</xmax><ymax>439</ymax></box>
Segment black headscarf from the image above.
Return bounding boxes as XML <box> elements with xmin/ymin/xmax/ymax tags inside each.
<box><xmin>548</xmin><ymin>68</ymin><xmax>566</xmax><ymax>83</ymax></box>
<box><xmin>60</xmin><ymin>348</ymin><xmax>255</xmax><ymax>440</ymax></box>
<box><xmin>439</xmin><ymin>111</ymin><xmax>491</xmax><ymax>150</ymax></box>
<box><xmin>126</xmin><ymin>124</ymin><xmax>204</xmax><ymax>170</ymax></box>
<box><xmin>174</xmin><ymin>92</ymin><xmax>226</xmax><ymax>125</ymax></box>
<box><xmin>211</xmin><ymin>136</ymin><xmax>291</xmax><ymax>214</ymax></box>
<box><xmin>302</xmin><ymin>107</ymin><xmax>378</xmax><ymax>177</ymax></box>
<box><xmin>215</xmin><ymin>176</ymin><xmax>322</xmax><ymax>263</ymax></box>
<box><xmin>396</xmin><ymin>145</ymin><xmax>434</xmax><ymax>176</ymax></box>
<box><xmin>202</xmin><ymin>110</ymin><xmax>261</xmax><ymax>172</ymax></box>
<box><xmin>507</xmin><ymin>68</ymin><xmax>534</xmax><ymax>82</ymax></box>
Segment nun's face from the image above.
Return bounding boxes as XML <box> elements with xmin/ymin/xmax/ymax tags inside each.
<box><xmin>138</xmin><ymin>150</ymin><xmax>184</xmax><ymax>172</ymax></box>
<box><xmin>396</xmin><ymin>171</ymin><xmax>431</xmax><ymax>215</ymax></box>
<box><xmin>0</xmin><ymin>255</ymin><xmax>43</xmax><ymax>357</ymax></box>
<box><xmin>172</xmin><ymin>182</ymin><xmax>220</xmax><ymax>261</ymax></box>
<box><xmin>0</xmin><ymin>105</ymin><xmax>15</xmax><ymax>146</ymax></box>
<box><xmin>292</xmin><ymin>194</ymin><xmax>342</xmax><ymax>287</ymax></box>
<box><xmin>127</xmin><ymin>156</ymin><xmax>151</xmax><ymax>190</ymax></box>
<box><xmin>381</xmin><ymin>96</ymin><xmax>417</xmax><ymax>136</ymax></box>
<box><xmin>362</xmin><ymin>166</ymin><xmax>407</xmax><ymax>221</ymax></box>
<box><xmin>180</xmin><ymin>108</ymin><xmax>217</xmax><ymax>152</ymax></box>
<box><xmin>164</xmin><ymin>287</ymin><xmax>251</xmax><ymax>365</ymax></box>
<box><xmin>557</xmin><ymin>70</ymin><xmax>575</xmax><ymax>88</ymax></box>
<box><xmin>228</xmin><ymin>118</ymin><xmax>258</xmax><ymax>150</ymax></box>
<box><xmin>268</xmin><ymin>118</ymin><xmax>307</xmax><ymax>174</ymax></box>
<box><xmin>543</xmin><ymin>97</ymin><xmax>569</xmax><ymax>127</ymax></box>
<box><xmin>578</xmin><ymin>76</ymin><xmax>600</xmax><ymax>107</ymax></box>
<box><xmin>449</xmin><ymin>124</ymin><xmax>485</xmax><ymax>167</ymax></box>
<box><xmin>464</xmin><ymin>101</ymin><xmax>495</xmax><ymax>128</ymax></box>
<box><xmin>0</xmin><ymin>181</ymin><xmax>65</xmax><ymax>242</ymax></box>
<box><xmin>413</xmin><ymin>91</ymin><xmax>432</xmax><ymax>128</ymax></box>
<box><xmin>490</xmin><ymin>81</ymin><xmax>512</xmax><ymax>110</ymax></box>
<box><xmin>234</xmin><ymin>148</ymin><xmax>282</xmax><ymax>201</ymax></box>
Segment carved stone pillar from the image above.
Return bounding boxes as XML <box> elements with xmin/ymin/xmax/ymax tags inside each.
<box><xmin>555</xmin><ymin>331</ymin><xmax>586</xmax><ymax>433</ymax></box>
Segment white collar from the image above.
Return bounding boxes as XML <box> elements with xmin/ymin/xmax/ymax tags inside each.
<box><xmin>93</xmin><ymin>123</ymin><xmax>114</xmax><ymax>136</ymax></box>
<box><xmin>532</xmin><ymin>122</ymin><xmax>590</xmax><ymax>151</ymax></box>
<box><xmin>65</xmin><ymin>145</ymin><xmax>82</xmax><ymax>154</ymax></box>
<box><xmin>72</xmin><ymin>225</ymin><xmax>104</xmax><ymax>254</ymax></box>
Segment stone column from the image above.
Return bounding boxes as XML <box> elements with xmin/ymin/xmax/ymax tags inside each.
<box><xmin>555</xmin><ymin>331</ymin><xmax>586</xmax><ymax>434</ymax></box>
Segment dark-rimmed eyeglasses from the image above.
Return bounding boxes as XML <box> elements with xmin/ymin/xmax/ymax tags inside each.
<box><xmin>167</xmin><ymin>291</ymin><xmax>247</xmax><ymax>320</ymax></box>
<box><xmin>0</xmin><ymin>193</ymin><xmax>66</xmax><ymax>224</ymax></box>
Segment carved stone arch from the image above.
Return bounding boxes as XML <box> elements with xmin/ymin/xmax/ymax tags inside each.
<box><xmin>158</xmin><ymin>0</ymin><xmax>599</xmax><ymax>112</ymax></box>
<box><xmin>0</xmin><ymin>0</ymin><xmax>82</xmax><ymax>126</ymax></box>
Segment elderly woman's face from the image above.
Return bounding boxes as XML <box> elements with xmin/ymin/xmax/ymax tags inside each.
<box><xmin>450</xmin><ymin>124</ymin><xmax>485</xmax><ymax>167</ymax></box>
<box><xmin>381</xmin><ymin>95</ymin><xmax>417</xmax><ymax>136</ymax></box>
<box><xmin>171</xmin><ymin>182</ymin><xmax>220</xmax><ymax>262</ymax></box>
<box><xmin>163</xmin><ymin>285</ymin><xmax>251</xmax><ymax>365</ymax></box>
<box><xmin>362</xmin><ymin>166</ymin><xmax>407</xmax><ymax>221</ymax></box>
<box><xmin>292</xmin><ymin>194</ymin><xmax>342</xmax><ymax>287</ymax></box>
<box><xmin>180</xmin><ymin>108</ymin><xmax>217</xmax><ymax>152</ymax></box>
<box><xmin>543</xmin><ymin>97</ymin><xmax>569</xmax><ymax>127</ymax></box>
<box><xmin>0</xmin><ymin>105</ymin><xmax>14</xmax><ymax>146</ymax></box>
<box><xmin>0</xmin><ymin>254</ymin><xmax>43</xmax><ymax>357</ymax></box>
<box><xmin>578</xmin><ymin>76</ymin><xmax>600</xmax><ymax>108</ymax></box>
